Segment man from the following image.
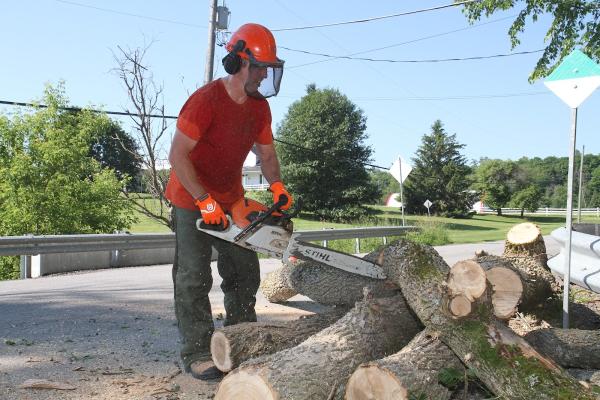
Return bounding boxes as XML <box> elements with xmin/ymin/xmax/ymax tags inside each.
<box><xmin>165</xmin><ymin>23</ymin><xmax>292</xmax><ymax>380</ymax></box>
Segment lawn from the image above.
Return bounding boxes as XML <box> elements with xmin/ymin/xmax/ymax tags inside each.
<box><xmin>127</xmin><ymin>201</ymin><xmax>600</xmax><ymax>245</ymax></box>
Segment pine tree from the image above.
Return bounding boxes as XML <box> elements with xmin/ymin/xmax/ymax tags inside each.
<box><xmin>404</xmin><ymin>120</ymin><xmax>474</xmax><ymax>217</ymax></box>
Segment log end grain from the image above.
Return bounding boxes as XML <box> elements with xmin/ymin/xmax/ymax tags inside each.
<box><xmin>486</xmin><ymin>267</ymin><xmax>523</xmax><ymax>320</ymax></box>
<box><xmin>215</xmin><ymin>369</ymin><xmax>276</xmax><ymax>400</ymax></box>
<box><xmin>345</xmin><ymin>365</ymin><xmax>408</xmax><ymax>400</ymax></box>
<box><xmin>448</xmin><ymin>294</ymin><xmax>472</xmax><ymax>318</ymax></box>
<box><xmin>506</xmin><ymin>222</ymin><xmax>541</xmax><ymax>245</ymax></box>
<box><xmin>448</xmin><ymin>260</ymin><xmax>487</xmax><ymax>301</ymax></box>
<box><xmin>211</xmin><ymin>330</ymin><xmax>233</xmax><ymax>372</ymax></box>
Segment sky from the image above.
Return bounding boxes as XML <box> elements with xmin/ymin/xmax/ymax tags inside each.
<box><xmin>1</xmin><ymin>0</ymin><xmax>599</xmax><ymax>170</ymax></box>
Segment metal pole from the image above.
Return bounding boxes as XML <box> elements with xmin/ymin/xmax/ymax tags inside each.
<box><xmin>204</xmin><ymin>0</ymin><xmax>218</xmax><ymax>85</ymax></box>
<box><xmin>577</xmin><ymin>145</ymin><xmax>585</xmax><ymax>223</ymax></box>
<box><xmin>398</xmin><ymin>157</ymin><xmax>405</xmax><ymax>227</ymax></box>
<box><xmin>562</xmin><ymin>107</ymin><xmax>578</xmax><ymax>328</ymax></box>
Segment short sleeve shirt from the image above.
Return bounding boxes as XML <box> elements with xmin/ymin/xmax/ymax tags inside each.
<box><xmin>165</xmin><ymin>79</ymin><xmax>273</xmax><ymax>210</ymax></box>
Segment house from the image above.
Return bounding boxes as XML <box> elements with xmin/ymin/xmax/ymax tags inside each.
<box><xmin>242</xmin><ymin>147</ymin><xmax>269</xmax><ymax>191</ymax></box>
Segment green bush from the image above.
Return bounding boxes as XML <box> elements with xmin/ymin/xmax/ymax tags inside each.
<box><xmin>244</xmin><ymin>190</ymin><xmax>273</xmax><ymax>206</ymax></box>
<box><xmin>0</xmin><ymin>257</ymin><xmax>20</xmax><ymax>280</ymax></box>
<box><xmin>405</xmin><ymin>221</ymin><xmax>450</xmax><ymax>246</ymax></box>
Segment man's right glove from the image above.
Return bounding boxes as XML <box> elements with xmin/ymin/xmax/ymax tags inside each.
<box><xmin>194</xmin><ymin>193</ymin><xmax>229</xmax><ymax>229</ymax></box>
<box><xmin>269</xmin><ymin>181</ymin><xmax>293</xmax><ymax>210</ymax></box>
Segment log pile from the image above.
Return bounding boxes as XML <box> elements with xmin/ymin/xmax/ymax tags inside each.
<box><xmin>211</xmin><ymin>223</ymin><xmax>599</xmax><ymax>399</ymax></box>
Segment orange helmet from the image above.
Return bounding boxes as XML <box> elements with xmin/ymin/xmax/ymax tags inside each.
<box><xmin>222</xmin><ymin>23</ymin><xmax>284</xmax><ymax>98</ymax></box>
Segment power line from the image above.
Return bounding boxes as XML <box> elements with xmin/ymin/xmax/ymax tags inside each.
<box><xmin>0</xmin><ymin>100</ymin><xmax>389</xmax><ymax>170</ymax></box>
<box><xmin>54</xmin><ymin>0</ymin><xmax>206</xmax><ymax>29</ymax></box>
<box><xmin>287</xmin><ymin>14</ymin><xmax>517</xmax><ymax>69</ymax></box>
<box><xmin>280</xmin><ymin>47</ymin><xmax>543</xmax><ymax>64</ymax></box>
<box><xmin>270</xmin><ymin>0</ymin><xmax>479</xmax><ymax>32</ymax></box>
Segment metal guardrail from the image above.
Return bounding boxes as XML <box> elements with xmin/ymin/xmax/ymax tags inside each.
<box><xmin>0</xmin><ymin>227</ymin><xmax>416</xmax><ymax>257</ymax></box>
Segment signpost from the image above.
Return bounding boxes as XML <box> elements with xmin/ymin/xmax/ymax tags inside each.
<box><xmin>389</xmin><ymin>156</ymin><xmax>413</xmax><ymax>226</ymax></box>
<box><xmin>423</xmin><ymin>199</ymin><xmax>432</xmax><ymax>216</ymax></box>
<box><xmin>544</xmin><ymin>49</ymin><xmax>600</xmax><ymax>328</ymax></box>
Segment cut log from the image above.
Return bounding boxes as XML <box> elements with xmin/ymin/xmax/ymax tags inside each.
<box><xmin>214</xmin><ymin>294</ymin><xmax>422</xmax><ymax>400</ymax></box>
<box><xmin>345</xmin><ymin>330</ymin><xmax>465</xmax><ymax>400</ymax></box>
<box><xmin>259</xmin><ymin>262</ymin><xmax>297</xmax><ymax>303</ymax></box>
<box><xmin>504</xmin><ymin>222</ymin><xmax>548</xmax><ymax>267</ymax></box>
<box><xmin>210</xmin><ymin>306</ymin><xmax>348</xmax><ymax>372</ymax></box>
<box><xmin>524</xmin><ymin>328</ymin><xmax>600</xmax><ymax>369</ymax></box>
<box><xmin>568</xmin><ymin>369</ymin><xmax>600</xmax><ymax>387</ymax></box>
<box><xmin>447</xmin><ymin>260</ymin><xmax>488</xmax><ymax>319</ymax></box>
<box><xmin>467</xmin><ymin>257</ymin><xmax>524</xmax><ymax>320</ymax></box>
<box><xmin>476</xmin><ymin>254</ymin><xmax>555</xmax><ymax>314</ymax></box>
<box><xmin>378</xmin><ymin>239</ymin><xmax>596</xmax><ymax>400</ymax></box>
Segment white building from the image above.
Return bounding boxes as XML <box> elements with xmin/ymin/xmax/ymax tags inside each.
<box><xmin>242</xmin><ymin>148</ymin><xmax>269</xmax><ymax>191</ymax></box>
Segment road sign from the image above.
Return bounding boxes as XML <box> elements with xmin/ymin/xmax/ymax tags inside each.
<box><xmin>424</xmin><ymin>199</ymin><xmax>432</xmax><ymax>216</ymax></box>
<box><xmin>544</xmin><ymin>50</ymin><xmax>600</xmax><ymax>108</ymax></box>
<box><xmin>544</xmin><ymin>49</ymin><xmax>600</xmax><ymax>328</ymax></box>
<box><xmin>389</xmin><ymin>157</ymin><xmax>412</xmax><ymax>184</ymax></box>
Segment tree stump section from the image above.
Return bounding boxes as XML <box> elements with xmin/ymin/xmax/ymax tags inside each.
<box><xmin>210</xmin><ymin>306</ymin><xmax>348</xmax><ymax>372</ymax></box>
<box><xmin>524</xmin><ymin>328</ymin><xmax>600</xmax><ymax>369</ymax></box>
<box><xmin>475</xmin><ymin>254</ymin><xmax>554</xmax><ymax>315</ymax></box>
<box><xmin>345</xmin><ymin>330</ymin><xmax>464</xmax><ymax>400</ymax></box>
<box><xmin>259</xmin><ymin>262</ymin><xmax>297</xmax><ymax>303</ymax></box>
<box><xmin>214</xmin><ymin>294</ymin><xmax>422</xmax><ymax>400</ymax></box>
<box><xmin>378</xmin><ymin>239</ymin><xmax>595</xmax><ymax>400</ymax></box>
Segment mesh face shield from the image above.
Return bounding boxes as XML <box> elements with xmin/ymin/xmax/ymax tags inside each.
<box><xmin>246</xmin><ymin>57</ymin><xmax>284</xmax><ymax>99</ymax></box>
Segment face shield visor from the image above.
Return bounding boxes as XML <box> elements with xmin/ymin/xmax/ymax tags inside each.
<box><xmin>245</xmin><ymin>56</ymin><xmax>284</xmax><ymax>99</ymax></box>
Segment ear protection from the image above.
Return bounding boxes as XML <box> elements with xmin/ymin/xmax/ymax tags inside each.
<box><xmin>222</xmin><ymin>40</ymin><xmax>247</xmax><ymax>75</ymax></box>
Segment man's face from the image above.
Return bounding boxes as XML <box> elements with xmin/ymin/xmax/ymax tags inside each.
<box><xmin>244</xmin><ymin>64</ymin><xmax>268</xmax><ymax>96</ymax></box>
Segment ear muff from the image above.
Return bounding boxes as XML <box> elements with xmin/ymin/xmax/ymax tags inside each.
<box><xmin>222</xmin><ymin>40</ymin><xmax>247</xmax><ymax>75</ymax></box>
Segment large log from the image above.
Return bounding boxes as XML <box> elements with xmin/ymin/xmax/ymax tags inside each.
<box><xmin>378</xmin><ymin>239</ymin><xmax>596</xmax><ymax>400</ymax></box>
<box><xmin>345</xmin><ymin>330</ymin><xmax>464</xmax><ymax>400</ymax></box>
<box><xmin>214</xmin><ymin>294</ymin><xmax>422</xmax><ymax>400</ymax></box>
<box><xmin>259</xmin><ymin>262</ymin><xmax>298</xmax><ymax>303</ymax></box>
<box><xmin>504</xmin><ymin>222</ymin><xmax>548</xmax><ymax>265</ymax></box>
<box><xmin>524</xmin><ymin>328</ymin><xmax>600</xmax><ymax>369</ymax></box>
<box><xmin>475</xmin><ymin>254</ymin><xmax>555</xmax><ymax>315</ymax></box>
<box><xmin>210</xmin><ymin>306</ymin><xmax>348</xmax><ymax>372</ymax></box>
<box><xmin>447</xmin><ymin>260</ymin><xmax>489</xmax><ymax>319</ymax></box>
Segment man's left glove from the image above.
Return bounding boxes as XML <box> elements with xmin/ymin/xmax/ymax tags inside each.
<box><xmin>269</xmin><ymin>181</ymin><xmax>293</xmax><ymax>210</ymax></box>
<box><xmin>194</xmin><ymin>193</ymin><xmax>229</xmax><ymax>229</ymax></box>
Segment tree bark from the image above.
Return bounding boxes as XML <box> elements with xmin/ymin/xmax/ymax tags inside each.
<box><xmin>378</xmin><ymin>239</ymin><xmax>595</xmax><ymax>400</ymax></box>
<box><xmin>524</xmin><ymin>328</ymin><xmax>600</xmax><ymax>369</ymax></box>
<box><xmin>259</xmin><ymin>262</ymin><xmax>297</xmax><ymax>303</ymax></box>
<box><xmin>214</xmin><ymin>294</ymin><xmax>422</xmax><ymax>400</ymax></box>
<box><xmin>345</xmin><ymin>330</ymin><xmax>464</xmax><ymax>400</ymax></box>
<box><xmin>210</xmin><ymin>306</ymin><xmax>348</xmax><ymax>372</ymax></box>
<box><xmin>503</xmin><ymin>222</ymin><xmax>549</xmax><ymax>268</ymax></box>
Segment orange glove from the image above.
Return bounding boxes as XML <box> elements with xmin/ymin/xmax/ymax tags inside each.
<box><xmin>269</xmin><ymin>181</ymin><xmax>293</xmax><ymax>210</ymax></box>
<box><xmin>194</xmin><ymin>193</ymin><xmax>229</xmax><ymax>229</ymax></box>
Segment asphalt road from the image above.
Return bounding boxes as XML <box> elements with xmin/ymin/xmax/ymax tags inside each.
<box><xmin>0</xmin><ymin>237</ymin><xmax>561</xmax><ymax>400</ymax></box>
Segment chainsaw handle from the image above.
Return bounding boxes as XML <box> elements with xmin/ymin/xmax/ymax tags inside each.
<box><xmin>196</xmin><ymin>216</ymin><xmax>231</xmax><ymax>232</ymax></box>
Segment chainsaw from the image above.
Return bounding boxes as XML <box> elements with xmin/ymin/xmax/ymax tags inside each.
<box><xmin>195</xmin><ymin>196</ymin><xmax>386</xmax><ymax>280</ymax></box>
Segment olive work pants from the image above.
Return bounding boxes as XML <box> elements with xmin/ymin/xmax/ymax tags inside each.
<box><xmin>171</xmin><ymin>206</ymin><xmax>260</xmax><ymax>369</ymax></box>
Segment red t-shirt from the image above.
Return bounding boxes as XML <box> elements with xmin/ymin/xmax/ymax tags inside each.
<box><xmin>165</xmin><ymin>79</ymin><xmax>273</xmax><ymax>210</ymax></box>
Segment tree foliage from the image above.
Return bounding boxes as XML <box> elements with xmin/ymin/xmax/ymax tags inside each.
<box><xmin>404</xmin><ymin>120</ymin><xmax>474</xmax><ymax>217</ymax></box>
<box><xmin>510</xmin><ymin>185</ymin><xmax>543</xmax><ymax>217</ymax></box>
<box><xmin>474</xmin><ymin>159</ymin><xmax>517</xmax><ymax>215</ymax></box>
<box><xmin>461</xmin><ymin>0</ymin><xmax>600</xmax><ymax>81</ymax></box>
<box><xmin>89</xmin><ymin>119</ymin><xmax>142</xmax><ymax>190</ymax></box>
<box><xmin>369</xmin><ymin>169</ymin><xmax>401</xmax><ymax>204</ymax></box>
<box><xmin>0</xmin><ymin>83</ymin><xmax>136</xmax><ymax>236</ymax></box>
<box><xmin>276</xmin><ymin>85</ymin><xmax>379</xmax><ymax>221</ymax></box>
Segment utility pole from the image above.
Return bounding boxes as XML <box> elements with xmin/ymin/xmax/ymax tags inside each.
<box><xmin>578</xmin><ymin>145</ymin><xmax>585</xmax><ymax>223</ymax></box>
<box><xmin>204</xmin><ymin>0</ymin><xmax>218</xmax><ymax>85</ymax></box>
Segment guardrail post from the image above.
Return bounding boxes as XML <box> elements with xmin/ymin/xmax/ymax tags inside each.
<box><xmin>355</xmin><ymin>238</ymin><xmax>360</xmax><ymax>254</ymax></box>
<box><xmin>323</xmin><ymin>239</ymin><xmax>328</xmax><ymax>248</ymax></box>
<box><xmin>383</xmin><ymin>236</ymin><xmax>387</xmax><ymax>245</ymax></box>
<box><xmin>20</xmin><ymin>255</ymin><xmax>31</xmax><ymax>279</ymax></box>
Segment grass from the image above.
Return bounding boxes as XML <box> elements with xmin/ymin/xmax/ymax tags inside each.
<box><xmin>127</xmin><ymin>200</ymin><xmax>600</xmax><ymax>246</ymax></box>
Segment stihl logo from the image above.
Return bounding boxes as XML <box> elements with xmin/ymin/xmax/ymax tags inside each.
<box><xmin>303</xmin><ymin>249</ymin><xmax>331</xmax><ymax>262</ymax></box>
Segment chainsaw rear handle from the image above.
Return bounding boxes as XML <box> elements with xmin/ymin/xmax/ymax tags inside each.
<box><xmin>197</xmin><ymin>216</ymin><xmax>230</xmax><ymax>232</ymax></box>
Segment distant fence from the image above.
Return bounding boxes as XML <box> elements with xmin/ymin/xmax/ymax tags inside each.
<box><xmin>0</xmin><ymin>226</ymin><xmax>417</xmax><ymax>279</ymax></box>
<box><xmin>476</xmin><ymin>207</ymin><xmax>600</xmax><ymax>217</ymax></box>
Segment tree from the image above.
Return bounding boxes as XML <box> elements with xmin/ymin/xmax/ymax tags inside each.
<box><xmin>474</xmin><ymin>159</ymin><xmax>517</xmax><ymax>215</ymax></box>
<box><xmin>0</xmin><ymin>84</ymin><xmax>136</xmax><ymax>279</ymax></box>
<box><xmin>404</xmin><ymin>120</ymin><xmax>474</xmax><ymax>218</ymax></box>
<box><xmin>89</xmin><ymin>119</ymin><xmax>142</xmax><ymax>190</ymax></box>
<box><xmin>276</xmin><ymin>85</ymin><xmax>379</xmax><ymax>221</ymax></box>
<box><xmin>113</xmin><ymin>44</ymin><xmax>171</xmax><ymax>228</ymax></box>
<box><xmin>510</xmin><ymin>185</ymin><xmax>543</xmax><ymax>217</ymax></box>
<box><xmin>461</xmin><ymin>0</ymin><xmax>600</xmax><ymax>81</ymax></box>
<box><xmin>369</xmin><ymin>169</ymin><xmax>400</xmax><ymax>204</ymax></box>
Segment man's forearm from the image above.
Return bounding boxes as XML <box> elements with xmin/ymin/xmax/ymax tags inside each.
<box><xmin>260</xmin><ymin>154</ymin><xmax>282</xmax><ymax>184</ymax></box>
